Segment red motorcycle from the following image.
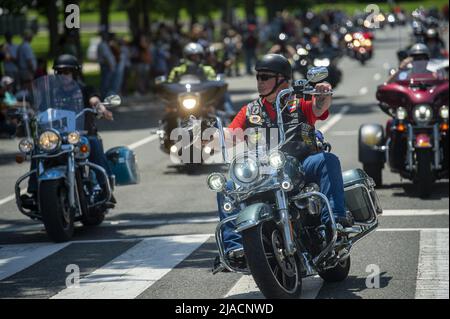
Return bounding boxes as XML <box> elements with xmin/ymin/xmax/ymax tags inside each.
<box><xmin>358</xmin><ymin>59</ymin><xmax>449</xmax><ymax>197</ymax></box>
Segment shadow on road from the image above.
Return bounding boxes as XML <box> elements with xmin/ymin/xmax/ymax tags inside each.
<box><xmin>388</xmin><ymin>181</ymin><xmax>449</xmax><ymax>200</ymax></box>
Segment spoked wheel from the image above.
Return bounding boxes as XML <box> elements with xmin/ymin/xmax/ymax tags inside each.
<box><xmin>242</xmin><ymin>221</ymin><xmax>302</xmax><ymax>299</ymax></box>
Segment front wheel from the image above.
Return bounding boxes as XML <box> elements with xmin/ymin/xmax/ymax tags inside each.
<box><xmin>39</xmin><ymin>180</ymin><xmax>74</xmax><ymax>242</ymax></box>
<box><xmin>415</xmin><ymin>150</ymin><xmax>434</xmax><ymax>198</ymax></box>
<box><xmin>242</xmin><ymin>221</ymin><xmax>302</xmax><ymax>299</ymax></box>
<box><xmin>318</xmin><ymin>257</ymin><xmax>351</xmax><ymax>282</ymax></box>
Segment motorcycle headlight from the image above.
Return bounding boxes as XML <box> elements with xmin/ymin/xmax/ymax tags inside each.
<box><xmin>396</xmin><ymin>107</ymin><xmax>407</xmax><ymax>120</ymax></box>
<box><xmin>180</xmin><ymin>95</ymin><xmax>199</xmax><ymax>110</ymax></box>
<box><xmin>67</xmin><ymin>131</ymin><xmax>81</xmax><ymax>145</ymax></box>
<box><xmin>344</xmin><ymin>34</ymin><xmax>353</xmax><ymax>42</ymax></box>
<box><xmin>353</xmin><ymin>40</ymin><xmax>361</xmax><ymax>47</ymax></box>
<box><xmin>230</xmin><ymin>156</ymin><xmax>259</xmax><ymax>185</ymax></box>
<box><xmin>39</xmin><ymin>130</ymin><xmax>61</xmax><ymax>152</ymax></box>
<box><xmin>413</xmin><ymin>105</ymin><xmax>433</xmax><ymax>125</ymax></box>
<box><xmin>207</xmin><ymin>173</ymin><xmax>227</xmax><ymax>192</ymax></box>
<box><xmin>363</xmin><ymin>39</ymin><xmax>372</xmax><ymax>47</ymax></box>
<box><xmin>313</xmin><ymin>58</ymin><xmax>330</xmax><ymax>67</ymax></box>
<box><xmin>18</xmin><ymin>138</ymin><xmax>34</xmax><ymax>154</ymax></box>
<box><xmin>268</xmin><ymin>151</ymin><xmax>286</xmax><ymax>170</ymax></box>
<box><xmin>440</xmin><ymin>106</ymin><xmax>449</xmax><ymax>119</ymax></box>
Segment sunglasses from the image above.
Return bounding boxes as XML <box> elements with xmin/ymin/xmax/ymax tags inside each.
<box><xmin>256</xmin><ymin>74</ymin><xmax>277</xmax><ymax>81</ymax></box>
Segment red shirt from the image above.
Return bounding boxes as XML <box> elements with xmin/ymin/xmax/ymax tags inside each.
<box><xmin>229</xmin><ymin>97</ymin><xmax>329</xmax><ymax>130</ymax></box>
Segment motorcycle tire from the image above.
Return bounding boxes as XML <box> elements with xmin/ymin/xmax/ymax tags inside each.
<box><xmin>242</xmin><ymin>221</ymin><xmax>303</xmax><ymax>299</ymax></box>
<box><xmin>363</xmin><ymin>163</ymin><xmax>383</xmax><ymax>187</ymax></box>
<box><xmin>81</xmin><ymin>206</ymin><xmax>106</xmax><ymax>226</ymax></box>
<box><xmin>318</xmin><ymin>256</ymin><xmax>351</xmax><ymax>282</ymax></box>
<box><xmin>39</xmin><ymin>180</ymin><xmax>75</xmax><ymax>242</ymax></box>
<box><xmin>416</xmin><ymin>150</ymin><xmax>434</xmax><ymax>198</ymax></box>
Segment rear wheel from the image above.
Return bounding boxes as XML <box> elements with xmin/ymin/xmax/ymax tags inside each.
<box><xmin>39</xmin><ymin>180</ymin><xmax>74</xmax><ymax>242</ymax></box>
<box><xmin>415</xmin><ymin>150</ymin><xmax>434</xmax><ymax>198</ymax></box>
<box><xmin>242</xmin><ymin>221</ymin><xmax>302</xmax><ymax>299</ymax></box>
<box><xmin>363</xmin><ymin>163</ymin><xmax>383</xmax><ymax>187</ymax></box>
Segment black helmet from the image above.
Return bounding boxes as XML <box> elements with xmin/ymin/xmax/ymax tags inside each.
<box><xmin>53</xmin><ymin>54</ymin><xmax>81</xmax><ymax>72</ymax></box>
<box><xmin>409</xmin><ymin>43</ymin><xmax>430</xmax><ymax>58</ymax></box>
<box><xmin>255</xmin><ymin>54</ymin><xmax>292</xmax><ymax>80</ymax></box>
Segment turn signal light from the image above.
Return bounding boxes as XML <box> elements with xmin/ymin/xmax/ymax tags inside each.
<box><xmin>440</xmin><ymin>123</ymin><xmax>449</xmax><ymax>132</ymax></box>
<box><xmin>396</xmin><ymin>123</ymin><xmax>406</xmax><ymax>132</ymax></box>
<box><xmin>15</xmin><ymin>154</ymin><xmax>25</xmax><ymax>164</ymax></box>
<box><xmin>80</xmin><ymin>144</ymin><xmax>89</xmax><ymax>153</ymax></box>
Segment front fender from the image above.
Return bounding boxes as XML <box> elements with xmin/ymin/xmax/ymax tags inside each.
<box><xmin>38</xmin><ymin>166</ymin><xmax>67</xmax><ymax>182</ymax></box>
<box><xmin>235</xmin><ymin>203</ymin><xmax>273</xmax><ymax>233</ymax></box>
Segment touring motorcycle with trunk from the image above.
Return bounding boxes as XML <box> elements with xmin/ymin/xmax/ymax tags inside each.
<box><xmin>207</xmin><ymin>67</ymin><xmax>382</xmax><ymax>298</ymax></box>
<box><xmin>155</xmin><ymin>74</ymin><xmax>230</xmax><ymax>167</ymax></box>
<box><xmin>359</xmin><ymin>60</ymin><xmax>448</xmax><ymax>197</ymax></box>
<box><xmin>14</xmin><ymin>75</ymin><xmax>140</xmax><ymax>242</ymax></box>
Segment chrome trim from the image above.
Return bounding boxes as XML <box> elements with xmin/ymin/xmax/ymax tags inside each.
<box><xmin>67</xmin><ymin>152</ymin><xmax>76</xmax><ymax>208</ymax></box>
<box><xmin>82</xmin><ymin>161</ymin><xmax>112</xmax><ymax>207</ymax></box>
<box><xmin>275</xmin><ymin>190</ymin><xmax>296</xmax><ymax>256</ymax></box>
<box><xmin>406</xmin><ymin>124</ymin><xmax>414</xmax><ymax>171</ymax></box>
<box><xmin>290</xmin><ymin>191</ymin><xmax>338</xmax><ymax>266</ymax></box>
<box><xmin>215</xmin><ymin>215</ymin><xmax>250</xmax><ymax>274</ymax></box>
<box><xmin>433</xmin><ymin>124</ymin><xmax>441</xmax><ymax>170</ymax></box>
<box><xmin>275</xmin><ymin>88</ymin><xmax>294</xmax><ymax>144</ymax></box>
<box><xmin>15</xmin><ymin>169</ymin><xmax>41</xmax><ymax>219</ymax></box>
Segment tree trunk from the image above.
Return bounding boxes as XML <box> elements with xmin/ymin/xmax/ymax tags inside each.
<box><xmin>63</xmin><ymin>0</ymin><xmax>82</xmax><ymax>62</ymax></box>
<box><xmin>46</xmin><ymin>1</ymin><xmax>59</xmax><ymax>58</ymax></box>
<box><xmin>100</xmin><ymin>0</ymin><xmax>111</xmax><ymax>33</ymax></box>
<box><xmin>126</xmin><ymin>0</ymin><xmax>140</xmax><ymax>40</ymax></box>
<box><xmin>244</xmin><ymin>0</ymin><xmax>256</xmax><ymax>22</ymax></box>
<box><xmin>141</xmin><ymin>0</ymin><xmax>151</xmax><ymax>35</ymax></box>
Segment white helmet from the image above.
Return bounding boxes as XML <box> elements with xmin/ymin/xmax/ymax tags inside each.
<box><xmin>183</xmin><ymin>42</ymin><xmax>205</xmax><ymax>60</ymax></box>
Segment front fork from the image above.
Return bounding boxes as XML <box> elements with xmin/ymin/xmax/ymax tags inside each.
<box><xmin>275</xmin><ymin>190</ymin><xmax>296</xmax><ymax>256</ymax></box>
<box><xmin>406</xmin><ymin>124</ymin><xmax>441</xmax><ymax>171</ymax></box>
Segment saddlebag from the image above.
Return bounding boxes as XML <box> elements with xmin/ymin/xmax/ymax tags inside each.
<box><xmin>342</xmin><ymin>169</ymin><xmax>382</xmax><ymax>223</ymax></box>
<box><xmin>106</xmin><ymin>146</ymin><xmax>140</xmax><ymax>186</ymax></box>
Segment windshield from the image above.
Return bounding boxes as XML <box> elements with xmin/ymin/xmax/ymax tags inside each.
<box><xmin>390</xmin><ymin>60</ymin><xmax>448</xmax><ymax>82</ymax></box>
<box><xmin>32</xmin><ymin>75</ymin><xmax>85</xmax><ymax>133</ymax></box>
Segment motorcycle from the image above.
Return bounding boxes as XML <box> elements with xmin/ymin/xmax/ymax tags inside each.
<box><xmin>359</xmin><ymin>60</ymin><xmax>449</xmax><ymax>197</ymax></box>
<box><xmin>155</xmin><ymin>73</ymin><xmax>231</xmax><ymax>167</ymax></box>
<box><xmin>207</xmin><ymin>67</ymin><xmax>382</xmax><ymax>298</ymax></box>
<box><xmin>345</xmin><ymin>31</ymin><xmax>373</xmax><ymax>65</ymax></box>
<box><xmin>14</xmin><ymin>75</ymin><xmax>140</xmax><ymax>242</ymax></box>
<box><xmin>293</xmin><ymin>45</ymin><xmax>343</xmax><ymax>88</ymax></box>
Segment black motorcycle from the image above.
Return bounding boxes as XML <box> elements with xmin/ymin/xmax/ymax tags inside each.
<box><xmin>155</xmin><ymin>74</ymin><xmax>231</xmax><ymax>167</ymax></box>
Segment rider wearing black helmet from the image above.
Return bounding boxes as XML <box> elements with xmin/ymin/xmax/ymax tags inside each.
<box><xmin>214</xmin><ymin>53</ymin><xmax>352</xmax><ymax>271</ymax></box>
<box><xmin>21</xmin><ymin>54</ymin><xmax>116</xmax><ymax>211</ymax></box>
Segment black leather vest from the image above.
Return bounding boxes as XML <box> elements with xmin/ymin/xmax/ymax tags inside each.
<box><xmin>244</xmin><ymin>98</ymin><xmax>318</xmax><ymax>161</ymax></box>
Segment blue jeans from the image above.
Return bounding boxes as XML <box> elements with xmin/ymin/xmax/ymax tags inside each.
<box><xmin>217</xmin><ymin>151</ymin><xmax>346</xmax><ymax>254</ymax></box>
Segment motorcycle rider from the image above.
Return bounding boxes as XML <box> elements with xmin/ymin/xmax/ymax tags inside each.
<box><xmin>424</xmin><ymin>28</ymin><xmax>446</xmax><ymax>59</ymax></box>
<box><xmin>214</xmin><ymin>54</ymin><xmax>353</xmax><ymax>270</ymax></box>
<box><xmin>21</xmin><ymin>54</ymin><xmax>116</xmax><ymax>211</ymax></box>
<box><xmin>167</xmin><ymin>42</ymin><xmax>216</xmax><ymax>83</ymax></box>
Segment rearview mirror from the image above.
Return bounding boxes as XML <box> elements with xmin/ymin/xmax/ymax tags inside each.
<box><xmin>104</xmin><ymin>95</ymin><xmax>122</xmax><ymax>107</ymax></box>
<box><xmin>307</xmin><ymin>67</ymin><xmax>328</xmax><ymax>83</ymax></box>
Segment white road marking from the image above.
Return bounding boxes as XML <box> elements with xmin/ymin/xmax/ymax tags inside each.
<box><xmin>359</xmin><ymin>87</ymin><xmax>369</xmax><ymax>96</ymax></box>
<box><xmin>377</xmin><ymin>228</ymin><xmax>449</xmax><ymax>232</ymax></box>
<box><xmin>0</xmin><ymin>209</ymin><xmax>447</xmax><ymax>233</ymax></box>
<box><xmin>330</xmin><ymin>130</ymin><xmax>358</xmax><ymax>136</ymax></box>
<box><xmin>0</xmin><ymin>194</ymin><xmax>16</xmax><ymax>207</ymax></box>
<box><xmin>50</xmin><ymin>234</ymin><xmax>210</xmax><ymax>299</ymax></box>
<box><xmin>415</xmin><ymin>229</ymin><xmax>449</xmax><ymax>299</ymax></box>
<box><xmin>317</xmin><ymin>106</ymin><xmax>350</xmax><ymax>133</ymax></box>
<box><xmin>0</xmin><ymin>242</ymin><xmax>70</xmax><ymax>281</ymax></box>
<box><xmin>381</xmin><ymin>209</ymin><xmax>448</xmax><ymax>216</ymax></box>
<box><xmin>225</xmin><ymin>274</ymin><xmax>323</xmax><ymax>299</ymax></box>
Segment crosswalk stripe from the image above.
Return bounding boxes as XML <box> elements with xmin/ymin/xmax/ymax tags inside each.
<box><xmin>225</xmin><ymin>274</ymin><xmax>323</xmax><ymax>299</ymax></box>
<box><xmin>50</xmin><ymin>234</ymin><xmax>210</xmax><ymax>299</ymax></box>
<box><xmin>415</xmin><ymin>229</ymin><xmax>449</xmax><ymax>299</ymax></box>
<box><xmin>0</xmin><ymin>242</ymin><xmax>70</xmax><ymax>281</ymax></box>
